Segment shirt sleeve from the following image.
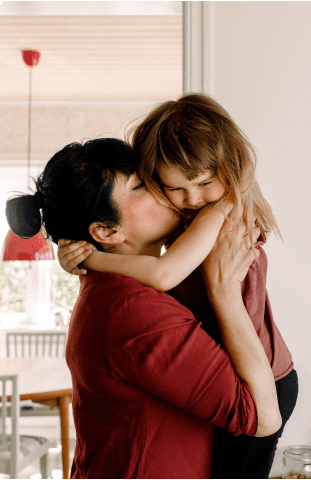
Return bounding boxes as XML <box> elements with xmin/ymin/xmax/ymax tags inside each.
<box><xmin>105</xmin><ymin>288</ymin><xmax>258</xmax><ymax>437</ymax></box>
<box><xmin>241</xmin><ymin>245</ymin><xmax>268</xmax><ymax>333</ymax></box>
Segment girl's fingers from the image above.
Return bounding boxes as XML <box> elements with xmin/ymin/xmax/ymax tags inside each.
<box><xmin>57</xmin><ymin>239</ymin><xmax>93</xmax><ymax>275</ymax></box>
<box><xmin>58</xmin><ymin>238</ymin><xmax>75</xmax><ymax>247</ymax></box>
<box><xmin>63</xmin><ymin>245</ymin><xmax>92</xmax><ymax>263</ymax></box>
<box><xmin>58</xmin><ymin>240</ymin><xmax>88</xmax><ymax>251</ymax></box>
<box><xmin>58</xmin><ymin>241</ymin><xmax>92</xmax><ymax>261</ymax></box>
<box><xmin>70</xmin><ymin>267</ymin><xmax>88</xmax><ymax>276</ymax></box>
<box><xmin>65</xmin><ymin>249</ymin><xmax>93</xmax><ymax>270</ymax></box>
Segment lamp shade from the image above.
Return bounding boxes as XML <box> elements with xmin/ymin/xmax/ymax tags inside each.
<box><xmin>1</xmin><ymin>229</ymin><xmax>55</xmax><ymax>261</ymax></box>
<box><xmin>22</xmin><ymin>50</ymin><xmax>41</xmax><ymax>67</ymax></box>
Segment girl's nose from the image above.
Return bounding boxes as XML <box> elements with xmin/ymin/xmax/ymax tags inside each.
<box><xmin>185</xmin><ymin>189</ymin><xmax>203</xmax><ymax>207</ymax></box>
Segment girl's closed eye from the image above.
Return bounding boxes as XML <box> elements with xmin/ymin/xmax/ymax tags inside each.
<box><xmin>166</xmin><ymin>182</ymin><xmax>211</xmax><ymax>191</ymax></box>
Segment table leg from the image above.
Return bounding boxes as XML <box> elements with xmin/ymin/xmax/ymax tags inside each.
<box><xmin>59</xmin><ymin>395</ymin><xmax>71</xmax><ymax>479</ymax></box>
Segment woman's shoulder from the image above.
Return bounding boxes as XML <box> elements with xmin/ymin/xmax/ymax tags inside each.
<box><xmin>82</xmin><ymin>269</ymin><xmax>193</xmax><ymax>318</ymax></box>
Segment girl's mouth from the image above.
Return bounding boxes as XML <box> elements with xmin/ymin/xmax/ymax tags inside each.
<box><xmin>183</xmin><ymin>208</ymin><xmax>201</xmax><ymax>219</ymax></box>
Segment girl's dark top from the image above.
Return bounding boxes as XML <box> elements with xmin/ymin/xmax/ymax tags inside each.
<box><xmin>168</xmin><ymin>243</ymin><xmax>293</xmax><ymax>381</ymax></box>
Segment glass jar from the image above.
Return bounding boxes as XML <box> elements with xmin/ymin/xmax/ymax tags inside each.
<box><xmin>282</xmin><ymin>446</ymin><xmax>311</xmax><ymax>479</ymax></box>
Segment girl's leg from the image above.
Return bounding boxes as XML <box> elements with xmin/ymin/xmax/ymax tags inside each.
<box><xmin>211</xmin><ymin>369</ymin><xmax>298</xmax><ymax>479</ymax></box>
<box><xmin>265</xmin><ymin>368</ymin><xmax>299</xmax><ymax>475</ymax></box>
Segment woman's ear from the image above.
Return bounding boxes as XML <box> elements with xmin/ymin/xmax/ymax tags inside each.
<box><xmin>88</xmin><ymin>222</ymin><xmax>125</xmax><ymax>245</ymax></box>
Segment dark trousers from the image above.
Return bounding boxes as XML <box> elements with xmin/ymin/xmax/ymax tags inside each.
<box><xmin>211</xmin><ymin>369</ymin><xmax>299</xmax><ymax>479</ymax></box>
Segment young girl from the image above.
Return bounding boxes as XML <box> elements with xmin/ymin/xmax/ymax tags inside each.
<box><xmin>58</xmin><ymin>94</ymin><xmax>298</xmax><ymax>479</ymax></box>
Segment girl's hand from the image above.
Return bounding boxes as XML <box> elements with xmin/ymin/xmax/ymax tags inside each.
<box><xmin>57</xmin><ymin>239</ymin><xmax>95</xmax><ymax>275</ymax></box>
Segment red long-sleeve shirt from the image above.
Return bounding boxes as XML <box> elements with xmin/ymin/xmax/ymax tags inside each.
<box><xmin>66</xmin><ymin>271</ymin><xmax>258</xmax><ymax>479</ymax></box>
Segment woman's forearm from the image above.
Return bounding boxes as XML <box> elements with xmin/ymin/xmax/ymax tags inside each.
<box><xmin>208</xmin><ymin>285</ymin><xmax>281</xmax><ymax>437</ymax></box>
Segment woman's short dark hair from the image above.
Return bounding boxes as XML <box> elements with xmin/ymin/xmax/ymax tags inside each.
<box><xmin>6</xmin><ymin>138</ymin><xmax>137</xmax><ymax>245</ymax></box>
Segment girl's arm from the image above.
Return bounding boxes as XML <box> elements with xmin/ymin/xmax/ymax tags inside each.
<box><xmin>82</xmin><ymin>200</ymin><xmax>231</xmax><ymax>291</ymax></box>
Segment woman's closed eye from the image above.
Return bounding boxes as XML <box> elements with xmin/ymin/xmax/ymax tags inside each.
<box><xmin>132</xmin><ymin>181</ymin><xmax>145</xmax><ymax>191</ymax></box>
<box><xmin>166</xmin><ymin>187</ymin><xmax>181</xmax><ymax>192</ymax></box>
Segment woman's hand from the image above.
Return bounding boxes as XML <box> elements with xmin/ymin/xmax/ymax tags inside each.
<box><xmin>57</xmin><ymin>239</ymin><xmax>95</xmax><ymax>275</ymax></box>
<box><xmin>200</xmin><ymin>222</ymin><xmax>260</xmax><ymax>295</ymax></box>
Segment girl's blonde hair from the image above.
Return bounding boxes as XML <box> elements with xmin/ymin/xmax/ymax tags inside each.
<box><xmin>127</xmin><ymin>93</ymin><xmax>281</xmax><ymax>245</ymax></box>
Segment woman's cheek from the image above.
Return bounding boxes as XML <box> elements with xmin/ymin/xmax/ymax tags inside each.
<box><xmin>165</xmin><ymin>191</ymin><xmax>180</xmax><ymax>208</ymax></box>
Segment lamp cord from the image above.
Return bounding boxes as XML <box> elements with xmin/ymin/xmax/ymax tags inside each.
<box><xmin>27</xmin><ymin>66</ymin><xmax>32</xmax><ymax>191</ymax></box>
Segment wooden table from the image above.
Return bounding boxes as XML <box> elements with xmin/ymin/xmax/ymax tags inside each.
<box><xmin>0</xmin><ymin>357</ymin><xmax>73</xmax><ymax>479</ymax></box>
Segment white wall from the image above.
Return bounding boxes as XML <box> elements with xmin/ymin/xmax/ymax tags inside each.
<box><xmin>209</xmin><ymin>0</ymin><xmax>311</xmax><ymax>470</ymax></box>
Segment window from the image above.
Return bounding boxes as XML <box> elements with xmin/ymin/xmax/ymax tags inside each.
<box><xmin>50</xmin><ymin>261</ymin><xmax>79</xmax><ymax>312</ymax></box>
<box><xmin>0</xmin><ymin>261</ymin><xmax>27</xmax><ymax>313</ymax></box>
<box><xmin>0</xmin><ymin>4</ymin><xmax>182</xmax><ymax>326</ymax></box>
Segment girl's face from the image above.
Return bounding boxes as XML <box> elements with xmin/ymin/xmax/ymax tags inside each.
<box><xmin>158</xmin><ymin>164</ymin><xmax>226</xmax><ymax>214</ymax></box>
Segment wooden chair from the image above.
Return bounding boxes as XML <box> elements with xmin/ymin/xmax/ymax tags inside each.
<box><xmin>6</xmin><ymin>332</ymin><xmax>69</xmax><ymax>470</ymax></box>
<box><xmin>0</xmin><ymin>375</ymin><xmax>49</xmax><ymax>478</ymax></box>
<box><xmin>6</xmin><ymin>332</ymin><xmax>68</xmax><ymax>417</ymax></box>
<box><xmin>6</xmin><ymin>332</ymin><xmax>67</xmax><ymax>358</ymax></box>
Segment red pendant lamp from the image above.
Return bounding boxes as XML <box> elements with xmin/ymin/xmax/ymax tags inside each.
<box><xmin>1</xmin><ymin>230</ymin><xmax>54</xmax><ymax>261</ymax></box>
<box><xmin>1</xmin><ymin>50</ymin><xmax>55</xmax><ymax>261</ymax></box>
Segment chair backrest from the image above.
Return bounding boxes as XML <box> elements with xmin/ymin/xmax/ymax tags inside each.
<box><xmin>6</xmin><ymin>332</ymin><xmax>67</xmax><ymax>358</ymax></box>
<box><xmin>0</xmin><ymin>374</ymin><xmax>19</xmax><ymax>478</ymax></box>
